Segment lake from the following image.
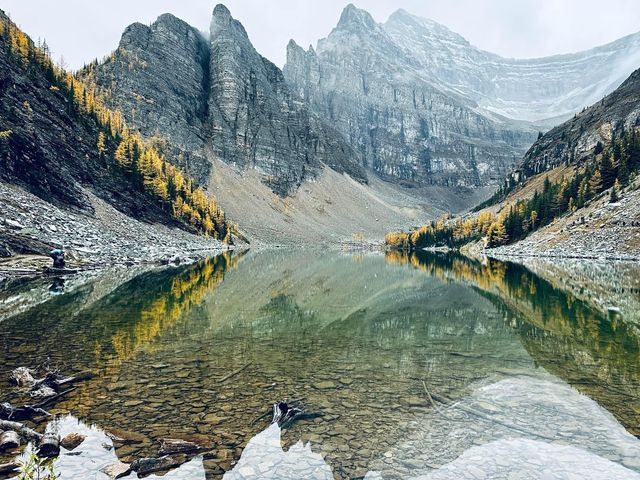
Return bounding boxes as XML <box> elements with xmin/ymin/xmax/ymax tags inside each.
<box><xmin>0</xmin><ymin>250</ymin><xmax>639</xmax><ymax>479</ymax></box>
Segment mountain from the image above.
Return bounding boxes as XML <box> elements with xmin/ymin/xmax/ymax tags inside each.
<box><xmin>0</xmin><ymin>11</ymin><xmax>231</xmax><ymax>263</ymax></box>
<box><xmin>87</xmin><ymin>5</ymin><xmax>479</xmax><ymax>243</ymax></box>
<box><xmin>87</xmin><ymin>5</ymin><xmax>366</xmax><ymax>198</ymax></box>
<box><xmin>284</xmin><ymin>5</ymin><xmax>640</xmax><ymax>191</ymax></box>
<box><xmin>484</xmin><ymin>68</ymin><xmax>640</xmax><ymax>259</ymax></box>
<box><xmin>285</xmin><ymin>5</ymin><xmax>537</xmax><ymax>190</ymax></box>
<box><xmin>386</xmin><ymin>68</ymin><xmax>640</xmax><ymax>259</ymax></box>
<box><xmin>514</xmin><ymin>69</ymin><xmax>640</xmax><ymax>183</ymax></box>
<box><xmin>382</xmin><ymin>9</ymin><xmax>640</xmax><ymax>124</ymax></box>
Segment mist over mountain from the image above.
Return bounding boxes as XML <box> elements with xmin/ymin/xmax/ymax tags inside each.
<box><xmin>284</xmin><ymin>4</ymin><xmax>640</xmax><ymax>193</ymax></box>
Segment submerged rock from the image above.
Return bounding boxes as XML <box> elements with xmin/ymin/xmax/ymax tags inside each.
<box><xmin>100</xmin><ymin>461</ymin><xmax>131</xmax><ymax>479</ymax></box>
<box><xmin>60</xmin><ymin>432</ymin><xmax>86</xmax><ymax>451</ymax></box>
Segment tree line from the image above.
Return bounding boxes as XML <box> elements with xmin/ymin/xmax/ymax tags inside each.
<box><xmin>0</xmin><ymin>16</ymin><xmax>233</xmax><ymax>242</ymax></box>
<box><xmin>386</xmin><ymin>126</ymin><xmax>640</xmax><ymax>250</ymax></box>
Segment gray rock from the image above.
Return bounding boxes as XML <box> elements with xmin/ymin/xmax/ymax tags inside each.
<box><xmin>284</xmin><ymin>5</ymin><xmax>537</xmax><ymax>190</ymax></box>
<box><xmin>284</xmin><ymin>5</ymin><xmax>640</xmax><ymax>191</ymax></box>
<box><xmin>89</xmin><ymin>5</ymin><xmax>367</xmax><ymax>197</ymax></box>
<box><xmin>100</xmin><ymin>462</ymin><xmax>131</xmax><ymax>479</ymax></box>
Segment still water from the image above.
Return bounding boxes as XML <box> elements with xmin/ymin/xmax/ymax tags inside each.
<box><xmin>0</xmin><ymin>250</ymin><xmax>639</xmax><ymax>479</ymax></box>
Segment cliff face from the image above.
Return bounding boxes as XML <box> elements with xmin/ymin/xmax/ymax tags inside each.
<box><xmin>516</xmin><ymin>69</ymin><xmax>640</xmax><ymax>181</ymax></box>
<box><xmin>284</xmin><ymin>5</ymin><xmax>538</xmax><ymax>189</ymax></box>
<box><xmin>89</xmin><ymin>5</ymin><xmax>366</xmax><ymax>197</ymax></box>
<box><xmin>0</xmin><ymin>12</ymin><xmax>170</xmax><ymax>223</ymax></box>
<box><xmin>382</xmin><ymin>9</ymin><xmax>640</xmax><ymax>124</ymax></box>
<box><xmin>284</xmin><ymin>5</ymin><xmax>640</xmax><ymax>190</ymax></box>
<box><xmin>87</xmin><ymin>14</ymin><xmax>211</xmax><ymax>185</ymax></box>
<box><xmin>207</xmin><ymin>5</ymin><xmax>366</xmax><ymax>195</ymax></box>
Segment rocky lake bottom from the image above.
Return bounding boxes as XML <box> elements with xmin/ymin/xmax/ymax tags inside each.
<box><xmin>0</xmin><ymin>250</ymin><xmax>639</xmax><ymax>479</ymax></box>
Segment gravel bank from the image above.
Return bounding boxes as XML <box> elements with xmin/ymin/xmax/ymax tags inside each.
<box><xmin>0</xmin><ymin>181</ymin><xmax>230</xmax><ymax>279</ymax></box>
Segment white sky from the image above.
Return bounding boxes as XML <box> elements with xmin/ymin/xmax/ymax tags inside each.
<box><xmin>3</xmin><ymin>0</ymin><xmax>640</xmax><ymax>70</ymax></box>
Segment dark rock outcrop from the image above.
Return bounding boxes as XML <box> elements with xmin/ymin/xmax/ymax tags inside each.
<box><xmin>88</xmin><ymin>14</ymin><xmax>211</xmax><ymax>184</ymax></box>
<box><xmin>0</xmin><ymin>10</ymin><xmax>177</xmax><ymax>224</ymax></box>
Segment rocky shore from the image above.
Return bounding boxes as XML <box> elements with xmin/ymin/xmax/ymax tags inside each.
<box><xmin>486</xmin><ymin>180</ymin><xmax>640</xmax><ymax>261</ymax></box>
<box><xmin>0</xmin><ymin>181</ymin><xmax>231</xmax><ymax>281</ymax></box>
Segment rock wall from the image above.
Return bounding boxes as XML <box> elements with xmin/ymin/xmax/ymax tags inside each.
<box><xmin>90</xmin><ymin>5</ymin><xmax>366</xmax><ymax>197</ymax></box>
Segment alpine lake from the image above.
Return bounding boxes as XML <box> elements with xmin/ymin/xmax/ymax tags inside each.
<box><xmin>0</xmin><ymin>250</ymin><xmax>639</xmax><ymax>479</ymax></box>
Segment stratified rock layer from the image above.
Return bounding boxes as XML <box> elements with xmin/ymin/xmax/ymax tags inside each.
<box><xmin>91</xmin><ymin>5</ymin><xmax>366</xmax><ymax>196</ymax></box>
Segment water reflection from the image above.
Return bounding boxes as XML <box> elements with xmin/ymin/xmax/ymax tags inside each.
<box><xmin>386</xmin><ymin>251</ymin><xmax>640</xmax><ymax>436</ymax></box>
<box><xmin>0</xmin><ymin>250</ymin><xmax>638</xmax><ymax>479</ymax></box>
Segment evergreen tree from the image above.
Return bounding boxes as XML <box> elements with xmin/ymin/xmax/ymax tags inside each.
<box><xmin>589</xmin><ymin>169</ymin><xmax>603</xmax><ymax>194</ymax></box>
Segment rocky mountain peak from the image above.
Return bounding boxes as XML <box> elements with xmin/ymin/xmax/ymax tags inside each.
<box><xmin>336</xmin><ymin>4</ymin><xmax>378</xmax><ymax>33</ymax></box>
<box><xmin>210</xmin><ymin>3</ymin><xmax>248</xmax><ymax>41</ymax></box>
<box><xmin>119</xmin><ymin>22</ymin><xmax>151</xmax><ymax>49</ymax></box>
<box><xmin>385</xmin><ymin>9</ymin><xmax>471</xmax><ymax>47</ymax></box>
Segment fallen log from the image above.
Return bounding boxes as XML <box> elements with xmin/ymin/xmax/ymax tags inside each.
<box><xmin>9</xmin><ymin>367</ymin><xmax>35</xmax><ymax>387</ymax></box>
<box><xmin>0</xmin><ymin>430</ymin><xmax>20</xmax><ymax>451</ymax></box>
<box><xmin>37</xmin><ymin>432</ymin><xmax>60</xmax><ymax>458</ymax></box>
<box><xmin>158</xmin><ymin>438</ymin><xmax>203</xmax><ymax>456</ymax></box>
<box><xmin>131</xmin><ymin>455</ymin><xmax>189</xmax><ymax>476</ymax></box>
<box><xmin>32</xmin><ymin>387</ymin><xmax>77</xmax><ymax>409</ymax></box>
<box><xmin>31</xmin><ymin>370</ymin><xmax>93</xmax><ymax>391</ymax></box>
<box><xmin>0</xmin><ymin>402</ymin><xmax>50</xmax><ymax>421</ymax></box>
<box><xmin>0</xmin><ymin>462</ymin><xmax>19</xmax><ymax>475</ymax></box>
<box><xmin>216</xmin><ymin>362</ymin><xmax>252</xmax><ymax>384</ymax></box>
<box><xmin>271</xmin><ymin>401</ymin><xmax>323</xmax><ymax>429</ymax></box>
<box><xmin>0</xmin><ymin>420</ymin><xmax>41</xmax><ymax>443</ymax></box>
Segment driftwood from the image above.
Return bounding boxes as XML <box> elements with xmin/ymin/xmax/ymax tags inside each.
<box><xmin>0</xmin><ymin>420</ymin><xmax>42</xmax><ymax>443</ymax></box>
<box><xmin>158</xmin><ymin>438</ymin><xmax>203</xmax><ymax>456</ymax></box>
<box><xmin>9</xmin><ymin>367</ymin><xmax>35</xmax><ymax>387</ymax></box>
<box><xmin>37</xmin><ymin>432</ymin><xmax>60</xmax><ymax>458</ymax></box>
<box><xmin>131</xmin><ymin>455</ymin><xmax>189</xmax><ymax>476</ymax></box>
<box><xmin>0</xmin><ymin>402</ymin><xmax>50</xmax><ymax>421</ymax></box>
<box><xmin>30</xmin><ymin>370</ymin><xmax>94</xmax><ymax>394</ymax></box>
<box><xmin>271</xmin><ymin>401</ymin><xmax>323</xmax><ymax>429</ymax></box>
<box><xmin>0</xmin><ymin>430</ymin><xmax>20</xmax><ymax>451</ymax></box>
<box><xmin>216</xmin><ymin>362</ymin><xmax>252</xmax><ymax>384</ymax></box>
<box><xmin>32</xmin><ymin>387</ymin><xmax>77</xmax><ymax>409</ymax></box>
<box><xmin>4</xmin><ymin>367</ymin><xmax>92</xmax><ymax>422</ymax></box>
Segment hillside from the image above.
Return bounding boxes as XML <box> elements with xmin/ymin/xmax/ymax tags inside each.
<box><xmin>0</xmin><ymin>11</ymin><xmax>231</xmax><ymax>271</ymax></box>
<box><xmin>386</xmin><ymin>68</ymin><xmax>640</xmax><ymax>259</ymax></box>
<box><xmin>487</xmin><ymin>69</ymin><xmax>640</xmax><ymax>259</ymax></box>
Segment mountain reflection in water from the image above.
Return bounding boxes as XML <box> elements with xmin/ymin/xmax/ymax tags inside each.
<box><xmin>0</xmin><ymin>250</ymin><xmax>638</xmax><ymax>479</ymax></box>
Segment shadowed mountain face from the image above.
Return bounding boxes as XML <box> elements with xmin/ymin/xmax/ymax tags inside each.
<box><xmin>284</xmin><ymin>5</ymin><xmax>640</xmax><ymax>189</ymax></box>
<box><xmin>88</xmin><ymin>5</ymin><xmax>366</xmax><ymax>197</ymax></box>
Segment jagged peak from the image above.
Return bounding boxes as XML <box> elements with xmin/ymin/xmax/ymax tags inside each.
<box><xmin>154</xmin><ymin>12</ymin><xmax>190</xmax><ymax>29</ymax></box>
<box><xmin>385</xmin><ymin>8</ymin><xmax>470</xmax><ymax>47</ymax></box>
<box><xmin>210</xmin><ymin>3</ymin><xmax>249</xmax><ymax>41</ymax></box>
<box><xmin>212</xmin><ymin>4</ymin><xmax>231</xmax><ymax>21</ymax></box>
<box><xmin>287</xmin><ymin>38</ymin><xmax>301</xmax><ymax>52</ymax></box>
<box><xmin>120</xmin><ymin>22</ymin><xmax>151</xmax><ymax>48</ymax></box>
<box><xmin>336</xmin><ymin>3</ymin><xmax>378</xmax><ymax>32</ymax></box>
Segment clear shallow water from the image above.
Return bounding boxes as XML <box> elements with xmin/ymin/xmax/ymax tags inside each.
<box><xmin>0</xmin><ymin>250</ymin><xmax>639</xmax><ymax>479</ymax></box>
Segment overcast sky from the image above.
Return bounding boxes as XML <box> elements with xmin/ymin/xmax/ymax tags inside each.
<box><xmin>3</xmin><ymin>0</ymin><xmax>640</xmax><ymax>70</ymax></box>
